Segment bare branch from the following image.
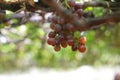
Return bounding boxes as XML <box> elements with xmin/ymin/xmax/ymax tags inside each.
<box><xmin>77</xmin><ymin>11</ymin><xmax>120</xmax><ymax>31</ymax></box>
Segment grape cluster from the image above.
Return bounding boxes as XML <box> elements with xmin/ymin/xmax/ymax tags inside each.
<box><xmin>47</xmin><ymin>0</ymin><xmax>87</xmax><ymax>53</ymax></box>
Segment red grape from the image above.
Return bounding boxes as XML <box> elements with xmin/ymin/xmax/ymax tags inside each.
<box><xmin>79</xmin><ymin>36</ymin><xmax>86</xmax><ymax>44</ymax></box>
<box><xmin>55</xmin><ymin>39</ymin><xmax>61</xmax><ymax>45</ymax></box>
<box><xmin>67</xmin><ymin>39</ymin><xmax>74</xmax><ymax>46</ymax></box>
<box><xmin>57</xmin><ymin>18</ymin><xmax>65</xmax><ymax>24</ymax></box>
<box><xmin>48</xmin><ymin>31</ymin><xmax>56</xmax><ymax>38</ymax></box>
<box><xmin>54</xmin><ymin>45</ymin><xmax>61</xmax><ymax>51</ymax></box>
<box><xmin>47</xmin><ymin>38</ymin><xmax>55</xmax><ymax>45</ymax></box>
<box><xmin>50</xmin><ymin>23</ymin><xmax>55</xmax><ymax>30</ymax></box>
<box><xmin>51</xmin><ymin>16</ymin><xmax>57</xmax><ymax>23</ymax></box>
<box><xmin>72</xmin><ymin>45</ymin><xmax>78</xmax><ymax>51</ymax></box>
<box><xmin>55</xmin><ymin>24</ymin><xmax>62</xmax><ymax>32</ymax></box>
<box><xmin>78</xmin><ymin>44</ymin><xmax>86</xmax><ymax>53</ymax></box>
<box><xmin>47</xmin><ymin>0</ymin><xmax>87</xmax><ymax>53</ymax></box>
<box><xmin>67</xmin><ymin>23</ymin><xmax>75</xmax><ymax>32</ymax></box>
<box><xmin>68</xmin><ymin>0</ymin><xmax>76</xmax><ymax>7</ymax></box>
<box><xmin>67</xmin><ymin>35</ymin><xmax>73</xmax><ymax>40</ymax></box>
<box><xmin>76</xmin><ymin>9</ymin><xmax>83</xmax><ymax>17</ymax></box>
<box><xmin>74</xmin><ymin>3</ymin><xmax>82</xmax><ymax>10</ymax></box>
<box><xmin>61</xmin><ymin>41</ymin><xmax>67</xmax><ymax>48</ymax></box>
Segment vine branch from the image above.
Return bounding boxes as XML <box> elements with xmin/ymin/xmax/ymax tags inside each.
<box><xmin>0</xmin><ymin>0</ymin><xmax>120</xmax><ymax>31</ymax></box>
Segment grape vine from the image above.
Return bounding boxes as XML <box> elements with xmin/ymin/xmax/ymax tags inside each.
<box><xmin>0</xmin><ymin>0</ymin><xmax>120</xmax><ymax>53</ymax></box>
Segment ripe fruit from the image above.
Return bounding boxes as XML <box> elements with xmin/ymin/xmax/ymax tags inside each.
<box><xmin>57</xmin><ymin>18</ymin><xmax>65</xmax><ymax>24</ymax></box>
<box><xmin>50</xmin><ymin>23</ymin><xmax>55</xmax><ymax>30</ymax></box>
<box><xmin>74</xmin><ymin>3</ymin><xmax>82</xmax><ymax>10</ymax></box>
<box><xmin>55</xmin><ymin>24</ymin><xmax>62</xmax><ymax>32</ymax></box>
<box><xmin>66</xmin><ymin>23</ymin><xmax>75</xmax><ymax>32</ymax></box>
<box><xmin>67</xmin><ymin>39</ymin><xmax>74</xmax><ymax>46</ymax></box>
<box><xmin>47</xmin><ymin>1</ymin><xmax>86</xmax><ymax>53</ymax></box>
<box><xmin>72</xmin><ymin>45</ymin><xmax>78</xmax><ymax>51</ymax></box>
<box><xmin>79</xmin><ymin>36</ymin><xmax>86</xmax><ymax>44</ymax></box>
<box><xmin>68</xmin><ymin>0</ymin><xmax>76</xmax><ymax>7</ymax></box>
<box><xmin>51</xmin><ymin>16</ymin><xmax>57</xmax><ymax>23</ymax></box>
<box><xmin>54</xmin><ymin>45</ymin><xmax>61</xmax><ymax>51</ymax></box>
<box><xmin>48</xmin><ymin>31</ymin><xmax>56</xmax><ymax>38</ymax></box>
<box><xmin>61</xmin><ymin>41</ymin><xmax>67</xmax><ymax>48</ymax></box>
<box><xmin>76</xmin><ymin>9</ymin><xmax>83</xmax><ymax>17</ymax></box>
<box><xmin>47</xmin><ymin>38</ymin><xmax>55</xmax><ymax>45</ymax></box>
<box><xmin>78</xmin><ymin>44</ymin><xmax>86</xmax><ymax>53</ymax></box>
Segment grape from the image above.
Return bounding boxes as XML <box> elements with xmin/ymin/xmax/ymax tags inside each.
<box><xmin>47</xmin><ymin>38</ymin><xmax>55</xmax><ymax>45</ymax></box>
<box><xmin>55</xmin><ymin>38</ymin><xmax>61</xmax><ymax>45</ymax></box>
<box><xmin>54</xmin><ymin>45</ymin><xmax>61</xmax><ymax>51</ymax></box>
<box><xmin>57</xmin><ymin>18</ymin><xmax>65</xmax><ymax>24</ymax></box>
<box><xmin>50</xmin><ymin>23</ymin><xmax>55</xmax><ymax>30</ymax></box>
<box><xmin>58</xmin><ymin>35</ymin><xmax>65</xmax><ymax>41</ymax></box>
<box><xmin>51</xmin><ymin>16</ymin><xmax>57</xmax><ymax>23</ymax></box>
<box><xmin>68</xmin><ymin>0</ymin><xmax>76</xmax><ymax>7</ymax></box>
<box><xmin>76</xmin><ymin>9</ymin><xmax>83</xmax><ymax>17</ymax></box>
<box><xmin>71</xmin><ymin>7</ymin><xmax>75</xmax><ymax>13</ymax></box>
<box><xmin>67</xmin><ymin>35</ymin><xmax>73</xmax><ymax>40</ymax></box>
<box><xmin>74</xmin><ymin>3</ymin><xmax>82</xmax><ymax>10</ymax></box>
<box><xmin>79</xmin><ymin>36</ymin><xmax>86</xmax><ymax>44</ymax></box>
<box><xmin>61</xmin><ymin>41</ymin><xmax>67</xmax><ymax>48</ymax></box>
<box><xmin>66</xmin><ymin>23</ymin><xmax>75</xmax><ymax>32</ymax></box>
<box><xmin>67</xmin><ymin>39</ymin><xmax>74</xmax><ymax>46</ymax></box>
<box><xmin>72</xmin><ymin>45</ymin><xmax>78</xmax><ymax>51</ymax></box>
<box><xmin>78</xmin><ymin>44</ymin><xmax>86</xmax><ymax>53</ymax></box>
<box><xmin>47</xmin><ymin>0</ymin><xmax>87</xmax><ymax>53</ymax></box>
<box><xmin>55</xmin><ymin>24</ymin><xmax>62</xmax><ymax>32</ymax></box>
<box><xmin>48</xmin><ymin>31</ymin><xmax>56</xmax><ymax>38</ymax></box>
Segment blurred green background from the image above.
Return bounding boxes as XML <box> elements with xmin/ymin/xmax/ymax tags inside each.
<box><xmin>0</xmin><ymin>0</ymin><xmax>120</xmax><ymax>73</ymax></box>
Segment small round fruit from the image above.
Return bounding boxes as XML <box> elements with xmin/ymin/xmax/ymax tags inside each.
<box><xmin>79</xmin><ymin>36</ymin><xmax>86</xmax><ymax>44</ymax></box>
<box><xmin>47</xmin><ymin>38</ymin><xmax>55</xmax><ymax>45</ymax></box>
<box><xmin>72</xmin><ymin>45</ymin><xmax>78</xmax><ymax>51</ymax></box>
<box><xmin>68</xmin><ymin>0</ymin><xmax>76</xmax><ymax>7</ymax></box>
<box><xmin>50</xmin><ymin>23</ymin><xmax>55</xmax><ymax>30</ymax></box>
<box><xmin>54</xmin><ymin>45</ymin><xmax>61</xmax><ymax>52</ymax></box>
<box><xmin>57</xmin><ymin>18</ymin><xmax>65</xmax><ymax>24</ymax></box>
<box><xmin>48</xmin><ymin>31</ymin><xmax>56</xmax><ymax>38</ymax></box>
<box><xmin>78</xmin><ymin>44</ymin><xmax>86</xmax><ymax>53</ymax></box>
<box><xmin>74</xmin><ymin>3</ymin><xmax>82</xmax><ymax>10</ymax></box>
<box><xmin>76</xmin><ymin>9</ymin><xmax>83</xmax><ymax>17</ymax></box>
<box><xmin>67</xmin><ymin>39</ymin><xmax>74</xmax><ymax>46</ymax></box>
<box><xmin>51</xmin><ymin>16</ymin><xmax>57</xmax><ymax>23</ymax></box>
<box><xmin>66</xmin><ymin>23</ymin><xmax>75</xmax><ymax>32</ymax></box>
<box><xmin>55</xmin><ymin>38</ymin><xmax>61</xmax><ymax>45</ymax></box>
<box><xmin>61</xmin><ymin>41</ymin><xmax>67</xmax><ymax>48</ymax></box>
<box><xmin>55</xmin><ymin>24</ymin><xmax>62</xmax><ymax>32</ymax></box>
